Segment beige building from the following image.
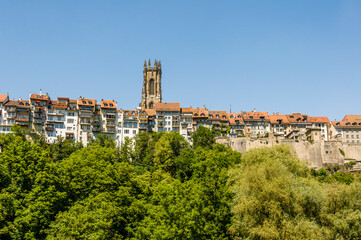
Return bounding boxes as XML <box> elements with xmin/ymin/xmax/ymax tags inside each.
<box><xmin>331</xmin><ymin>115</ymin><xmax>361</xmax><ymax>143</ymax></box>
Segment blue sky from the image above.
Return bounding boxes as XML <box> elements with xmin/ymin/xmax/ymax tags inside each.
<box><xmin>0</xmin><ymin>1</ymin><xmax>360</xmax><ymax>120</ymax></box>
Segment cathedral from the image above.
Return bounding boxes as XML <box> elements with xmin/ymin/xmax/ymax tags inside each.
<box><xmin>139</xmin><ymin>59</ymin><xmax>162</xmax><ymax>109</ymax></box>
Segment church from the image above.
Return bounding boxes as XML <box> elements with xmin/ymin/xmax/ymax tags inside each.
<box><xmin>139</xmin><ymin>59</ymin><xmax>162</xmax><ymax>109</ymax></box>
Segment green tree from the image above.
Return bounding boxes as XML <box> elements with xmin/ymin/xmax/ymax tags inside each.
<box><xmin>192</xmin><ymin>126</ymin><xmax>215</xmax><ymax>149</ymax></box>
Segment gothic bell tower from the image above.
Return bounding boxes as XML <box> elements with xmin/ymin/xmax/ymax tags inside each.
<box><xmin>140</xmin><ymin>59</ymin><xmax>162</xmax><ymax>109</ymax></box>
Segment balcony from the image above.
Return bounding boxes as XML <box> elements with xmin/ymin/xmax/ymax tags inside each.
<box><xmin>93</xmin><ymin>127</ymin><xmax>101</xmax><ymax>132</ymax></box>
<box><xmin>80</xmin><ymin>121</ymin><xmax>91</xmax><ymax>125</ymax></box>
<box><xmin>48</xmin><ymin>111</ymin><xmax>64</xmax><ymax>116</ymax></box>
<box><xmin>80</xmin><ymin>113</ymin><xmax>92</xmax><ymax>118</ymax></box>
<box><xmin>106</xmin><ymin>122</ymin><xmax>115</xmax><ymax>127</ymax></box>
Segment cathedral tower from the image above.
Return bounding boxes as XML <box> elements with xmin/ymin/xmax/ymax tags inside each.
<box><xmin>140</xmin><ymin>59</ymin><xmax>162</xmax><ymax>109</ymax></box>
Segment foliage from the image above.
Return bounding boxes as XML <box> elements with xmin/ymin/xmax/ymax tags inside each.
<box><xmin>192</xmin><ymin>125</ymin><xmax>215</xmax><ymax>149</ymax></box>
<box><xmin>1</xmin><ymin>130</ymin><xmax>361</xmax><ymax>239</ymax></box>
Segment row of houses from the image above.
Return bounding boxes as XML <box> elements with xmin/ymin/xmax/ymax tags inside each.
<box><xmin>0</xmin><ymin>92</ymin><xmax>360</xmax><ymax>145</ymax></box>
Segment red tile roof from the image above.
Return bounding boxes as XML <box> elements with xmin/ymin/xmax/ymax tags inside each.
<box><xmin>242</xmin><ymin>111</ymin><xmax>269</xmax><ymax>121</ymax></box>
<box><xmin>193</xmin><ymin>108</ymin><xmax>208</xmax><ymax>118</ymax></box>
<box><xmin>269</xmin><ymin>115</ymin><xmax>289</xmax><ymax>124</ymax></box>
<box><xmin>0</xmin><ymin>94</ymin><xmax>8</xmax><ymax>103</ymax></box>
<box><xmin>228</xmin><ymin>113</ymin><xmax>244</xmax><ymax>125</ymax></box>
<box><xmin>78</xmin><ymin>98</ymin><xmax>96</xmax><ymax>106</ymax></box>
<box><xmin>155</xmin><ymin>102</ymin><xmax>180</xmax><ymax>111</ymax></box>
<box><xmin>100</xmin><ymin>100</ymin><xmax>117</xmax><ymax>109</ymax></box>
<box><xmin>332</xmin><ymin>115</ymin><xmax>361</xmax><ymax>128</ymax></box>
<box><xmin>30</xmin><ymin>94</ymin><xmax>50</xmax><ymax>101</ymax></box>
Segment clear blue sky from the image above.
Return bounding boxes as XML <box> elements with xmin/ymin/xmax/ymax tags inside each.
<box><xmin>1</xmin><ymin>1</ymin><xmax>360</xmax><ymax>120</ymax></box>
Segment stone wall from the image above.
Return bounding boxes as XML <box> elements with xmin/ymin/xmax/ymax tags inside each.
<box><xmin>216</xmin><ymin>137</ymin><xmax>361</xmax><ymax>169</ymax></box>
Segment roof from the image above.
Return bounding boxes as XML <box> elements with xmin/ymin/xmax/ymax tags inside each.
<box><xmin>17</xmin><ymin>100</ymin><xmax>30</xmax><ymax>108</ymax></box>
<box><xmin>145</xmin><ymin>109</ymin><xmax>155</xmax><ymax>116</ymax></box>
<box><xmin>0</xmin><ymin>94</ymin><xmax>8</xmax><ymax>103</ymax></box>
<box><xmin>155</xmin><ymin>102</ymin><xmax>180</xmax><ymax>112</ymax></box>
<box><xmin>100</xmin><ymin>100</ymin><xmax>116</xmax><ymax>109</ymax></box>
<box><xmin>242</xmin><ymin>111</ymin><xmax>269</xmax><ymax>121</ymax></box>
<box><xmin>228</xmin><ymin>113</ymin><xmax>244</xmax><ymax>125</ymax></box>
<box><xmin>193</xmin><ymin>107</ymin><xmax>209</xmax><ymax>118</ymax></box>
<box><xmin>332</xmin><ymin>115</ymin><xmax>361</xmax><ymax>128</ymax></box>
<box><xmin>181</xmin><ymin>107</ymin><xmax>194</xmax><ymax>113</ymax></box>
<box><xmin>4</xmin><ymin>100</ymin><xmax>18</xmax><ymax>107</ymax></box>
<box><xmin>208</xmin><ymin>110</ymin><xmax>229</xmax><ymax>120</ymax></box>
<box><xmin>50</xmin><ymin>100</ymin><xmax>67</xmax><ymax>109</ymax></box>
<box><xmin>308</xmin><ymin>116</ymin><xmax>330</xmax><ymax>123</ymax></box>
<box><xmin>78</xmin><ymin>98</ymin><xmax>96</xmax><ymax>106</ymax></box>
<box><xmin>30</xmin><ymin>94</ymin><xmax>50</xmax><ymax>101</ymax></box>
<box><xmin>269</xmin><ymin>114</ymin><xmax>289</xmax><ymax>124</ymax></box>
<box><xmin>285</xmin><ymin>113</ymin><xmax>309</xmax><ymax>124</ymax></box>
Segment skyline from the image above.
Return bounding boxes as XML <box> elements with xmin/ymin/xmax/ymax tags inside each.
<box><xmin>1</xmin><ymin>1</ymin><xmax>361</xmax><ymax>121</ymax></box>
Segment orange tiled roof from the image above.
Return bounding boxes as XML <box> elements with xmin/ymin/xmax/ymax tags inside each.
<box><xmin>100</xmin><ymin>100</ymin><xmax>116</xmax><ymax>109</ymax></box>
<box><xmin>285</xmin><ymin>113</ymin><xmax>309</xmax><ymax>124</ymax></box>
<box><xmin>30</xmin><ymin>94</ymin><xmax>50</xmax><ymax>101</ymax></box>
<box><xmin>78</xmin><ymin>98</ymin><xmax>96</xmax><ymax>106</ymax></box>
<box><xmin>332</xmin><ymin>115</ymin><xmax>361</xmax><ymax>128</ymax></box>
<box><xmin>0</xmin><ymin>94</ymin><xmax>8</xmax><ymax>103</ymax></box>
<box><xmin>155</xmin><ymin>102</ymin><xmax>180</xmax><ymax>111</ymax></box>
<box><xmin>17</xmin><ymin>100</ymin><xmax>30</xmax><ymax>108</ymax></box>
<box><xmin>308</xmin><ymin>116</ymin><xmax>330</xmax><ymax>123</ymax></box>
<box><xmin>181</xmin><ymin>107</ymin><xmax>194</xmax><ymax>113</ymax></box>
<box><xmin>4</xmin><ymin>100</ymin><xmax>19</xmax><ymax>107</ymax></box>
<box><xmin>269</xmin><ymin>114</ymin><xmax>289</xmax><ymax>124</ymax></box>
<box><xmin>242</xmin><ymin>111</ymin><xmax>269</xmax><ymax>121</ymax></box>
<box><xmin>145</xmin><ymin>109</ymin><xmax>155</xmax><ymax>116</ymax></box>
<box><xmin>193</xmin><ymin>107</ymin><xmax>208</xmax><ymax>118</ymax></box>
<box><xmin>208</xmin><ymin>111</ymin><xmax>228</xmax><ymax>120</ymax></box>
<box><xmin>228</xmin><ymin>113</ymin><xmax>244</xmax><ymax>125</ymax></box>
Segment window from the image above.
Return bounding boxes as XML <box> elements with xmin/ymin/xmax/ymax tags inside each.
<box><xmin>133</xmin><ymin>130</ymin><xmax>136</xmax><ymax>134</ymax></box>
<box><xmin>125</xmin><ymin>130</ymin><xmax>129</xmax><ymax>134</ymax></box>
<box><xmin>149</xmin><ymin>79</ymin><xmax>155</xmax><ymax>95</ymax></box>
<box><xmin>67</xmin><ymin>119</ymin><xmax>74</xmax><ymax>123</ymax></box>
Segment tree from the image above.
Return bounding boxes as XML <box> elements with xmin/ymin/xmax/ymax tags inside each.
<box><xmin>192</xmin><ymin>126</ymin><xmax>215</xmax><ymax>149</ymax></box>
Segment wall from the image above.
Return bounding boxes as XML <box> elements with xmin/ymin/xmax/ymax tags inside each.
<box><xmin>217</xmin><ymin>137</ymin><xmax>361</xmax><ymax>169</ymax></box>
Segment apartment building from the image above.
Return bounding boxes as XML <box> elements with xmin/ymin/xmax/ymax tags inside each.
<box><xmin>30</xmin><ymin>92</ymin><xmax>51</xmax><ymax>134</ymax></box>
<box><xmin>154</xmin><ymin>103</ymin><xmax>180</xmax><ymax>132</ymax></box>
<box><xmin>208</xmin><ymin>111</ymin><xmax>229</xmax><ymax>135</ymax></box>
<box><xmin>269</xmin><ymin>114</ymin><xmax>289</xmax><ymax>139</ymax></box>
<box><xmin>117</xmin><ymin>110</ymin><xmax>138</xmax><ymax>145</ymax></box>
<box><xmin>180</xmin><ymin>108</ymin><xmax>193</xmax><ymax>141</ymax></box>
<box><xmin>100</xmin><ymin>100</ymin><xmax>117</xmax><ymax>138</ymax></box>
<box><xmin>243</xmin><ymin>111</ymin><xmax>270</xmax><ymax>137</ymax></box>
<box><xmin>331</xmin><ymin>115</ymin><xmax>361</xmax><ymax>143</ymax></box>
<box><xmin>77</xmin><ymin>98</ymin><xmax>96</xmax><ymax>145</ymax></box>
<box><xmin>192</xmin><ymin>107</ymin><xmax>209</xmax><ymax>130</ymax></box>
<box><xmin>228</xmin><ymin>113</ymin><xmax>245</xmax><ymax>138</ymax></box>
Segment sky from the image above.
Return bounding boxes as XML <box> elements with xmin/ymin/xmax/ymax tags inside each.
<box><xmin>0</xmin><ymin>0</ymin><xmax>360</xmax><ymax>120</ymax></box>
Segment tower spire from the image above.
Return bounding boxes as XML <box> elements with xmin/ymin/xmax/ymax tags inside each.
<box><xmin>148</xmin><ymin>59</ymin><xmax>151</xmax><ymax>67</ymax></box>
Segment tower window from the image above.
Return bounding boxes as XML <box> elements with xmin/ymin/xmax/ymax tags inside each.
<box><xmin>149</xmin><ymin>79</ymin><xmax>155</xmax><ymax>95</ymax></box>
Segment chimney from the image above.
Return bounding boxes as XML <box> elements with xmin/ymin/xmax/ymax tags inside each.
<box><xmin>39</xmin><ymin>89</ymin><xmax>42</xmax><ymax>96</ymax></box>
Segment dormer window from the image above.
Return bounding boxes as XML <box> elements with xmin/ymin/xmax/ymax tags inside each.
<box><xmin>230</xmin><ymin>115</ymin><xmax>234</xmax><ymax>119</ymax></box>
<box><xmin>250</xmin><ymin>116</ymin><xmax>253</xmax><ymax>119</ymax></box>
<box><xmin>104</xmin><ymin>104</ymin><xmax>108</xmax><ymax>107</ymax></box>
<box><xmin>346</xmin><ymin>122</ymin><xmax>350</xmax><ymax>126</ymax></box>
<box><xmin>216</xmin><ymin>115</ymin><xmax>219</xmax><ymax>118</ymax></box>
<box><xmin>297</xmin><ymin>118</ymin><xmax>301</xmax><ymax>122</ymax></box>
<box><xmin>200</xmin><ymin>113</ymin><xmax>205</xmax><ymax>117</ymax></box>
<box><xmin>82</xmin><ymin>101</ymin><xmax>86</xmax><ymax>104</ymax></box>
<box><xmin>110</xmin><ymin>104</ymin><xmax>113</xmax><ymax>107</ymax></box>
<box><xmin>89</xmin><ymin>102</ymin><xmax>92</xmax><ymax>105</ymax></box>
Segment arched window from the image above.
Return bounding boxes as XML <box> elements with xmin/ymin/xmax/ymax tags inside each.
<box><xmin>149</xmin><ymin>102</ymin><xmax>153</xmax><ymax>109</ymax></box>
<box><xmin>149</xmin><ymin>79</ymin><xmax>155</xmax><ymax>95</ymax></box>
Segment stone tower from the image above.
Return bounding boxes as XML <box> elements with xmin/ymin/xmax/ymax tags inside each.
<box><xmin>140</xmin><ymin>59</ymin><xmax>162</xmax><ymax>109</ymax></box>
